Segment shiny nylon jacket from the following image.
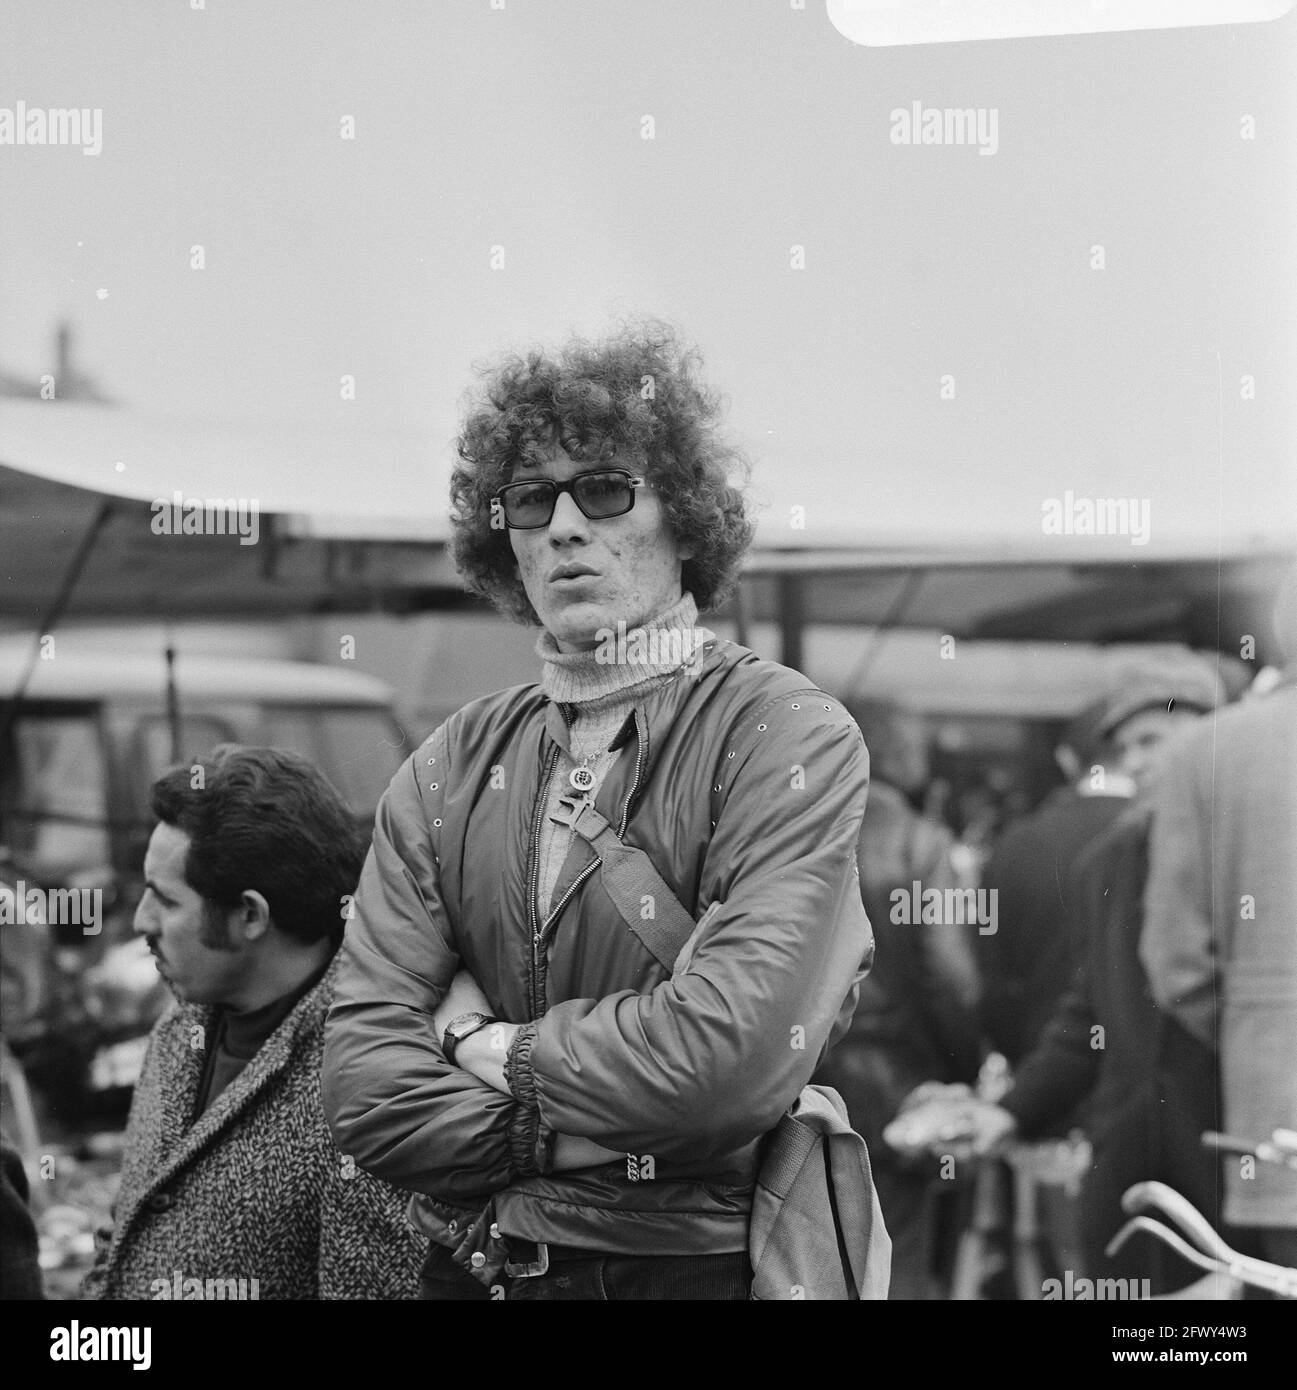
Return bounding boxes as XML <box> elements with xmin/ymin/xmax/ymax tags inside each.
<box><xmin>323</xmin><ymin>639</ymin><xmax>873</xmax><ymax>1261</ymax></box>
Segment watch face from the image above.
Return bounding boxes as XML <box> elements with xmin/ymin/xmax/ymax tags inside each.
<box><xmin>450</xmin><ymin>1012</ymin><xmax>488</xmax><ymax>1040</ymax></box>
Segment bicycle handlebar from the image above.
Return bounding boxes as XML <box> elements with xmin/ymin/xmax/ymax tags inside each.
<box><xmin>1121</xmin><ymin>1182</ymin><xmax>1234</xmax><ymax>1260</ymax></box>
<box><xmin>1202</xmin><ymin>1130</ymin><xmax>1297</xmax><ymax>1171</ymax></box>
<box><xmin>1114</xmin><ymin>1181</ymin><xmax>1297</xmax><ymax>1298</ymax></box>
<box><xmin>1106</xmin><ymin>1215</ymin><xmax>1225</xmax><ymax>1277</ymax></box>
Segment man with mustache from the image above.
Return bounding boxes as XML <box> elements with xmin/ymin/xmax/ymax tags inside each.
<box><xmin>83</xmin><ymin>745</ymin><xmax>425</xmax><ymax>1300</ymax></box>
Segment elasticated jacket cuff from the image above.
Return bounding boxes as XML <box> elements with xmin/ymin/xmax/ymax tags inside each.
<box><xmin>504</xmin><ymin>1023</ymin><xmax>546</xmax><ymax>1178</ymax></box>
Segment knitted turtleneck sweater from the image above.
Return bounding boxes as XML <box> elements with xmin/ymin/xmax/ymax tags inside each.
<box><xmin>534</xmin><ymin>592</ymin><xmax>715</xmax><ymax>919</ymax></box>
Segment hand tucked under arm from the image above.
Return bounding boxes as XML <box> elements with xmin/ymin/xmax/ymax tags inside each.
<box><xmin>435</xmin><ymin>970</ymin><xmax>623</xmax><ymax>1167</ymax></box>
<box><xmin>456</xmin><ymin>1029</ymin><xmax>623</xmax><ymax>1166</ymax></box>
<box><xmin>454</xmin><ymin>1020</ymin><xmax>520</xmax><ymax>1094</ymax></box>
<box><xmin>550</xmin><ymin>1134</ymin><xmax>624</xmax><ymax>1171</ymax></box>
<box><xmin>431</xmin><ymin>967</ymin><xmax>494</xmax><ymax>1040</ymax></box>
<box><xmin>429</xmin><ymin>967</ymin><xmax>518</xmax><ymax>1093</ymax></box>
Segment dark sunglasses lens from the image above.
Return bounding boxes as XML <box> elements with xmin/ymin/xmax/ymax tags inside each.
<box><xmin>574</xmin><ymin>472</ymin><xmax>633</xmax><ymax>517</ymax></box>
<box><xmin>502</xmin><ymin>481</ymin><xmax>555</xmax><ymax>526</ymax></box>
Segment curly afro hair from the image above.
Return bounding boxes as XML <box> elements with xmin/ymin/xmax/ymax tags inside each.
<box><xmin>450</xmin><ymin>320</ymin><xmax>754</xmax><ymax>624</ymax></box>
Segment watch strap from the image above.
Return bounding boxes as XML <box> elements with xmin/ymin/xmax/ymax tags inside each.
<box><xmin>442</xmin><ymin>1011</ymin><xmax>497</xmax><ymax>1064</ymax></box>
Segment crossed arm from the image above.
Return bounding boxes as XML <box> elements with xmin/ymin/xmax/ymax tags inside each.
<box><xmin>431</xmin><ymin>971</ymin><xmax>621</xmax><ymax>1173</ymax></box>
<box><xmin>324</xmin><ymin>703</ymin><xmax>872</xmax><ymax>1201</ymax></box>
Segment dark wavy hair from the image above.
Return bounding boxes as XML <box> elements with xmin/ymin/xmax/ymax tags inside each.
<box><xmin>450</xmin><ymin>320</ymin><xmax>754</xmax><ymax>623</ymax></box>
<box><xmin>149</xmin><ymin>745</ymin><xmax>365</xmax><ymax>947</ymax></box>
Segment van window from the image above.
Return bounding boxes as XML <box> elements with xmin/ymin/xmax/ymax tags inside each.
<box><xmin>262</xmin><ymin>708</ymin><xmax>405</xmax><ymax>817</ymax></box>
<box><xmin>137</xmin><ymin>715</ymin><xmax>238</xmax><ymax>785</ymax></box>
<box><xmin>3</xmin><ymin>713</ymin><xmax>111</xmax><ymax>882</ymax></box>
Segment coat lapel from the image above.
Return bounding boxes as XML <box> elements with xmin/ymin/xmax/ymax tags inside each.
<box><xmin>122</xmin><ymin>1002</ymin><xmax>210</xmax><ymax>1197</ymax></box>
<box><xmin>147</xmin><ymin>960</ymin><xmax>335</xmax><ymax>1191</ymax></box>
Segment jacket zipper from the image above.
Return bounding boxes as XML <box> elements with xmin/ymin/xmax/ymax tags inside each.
<box><xmin>527</xmin><ymin>706</ymin><xmax>649</xmax><ymax>1014</ymax></box>
<box><xmin>617</xmin><ymin>711</ymin><xmax>648</xmax><ymax>837</ymax></box>
<box><xmin>526</xmin><ymin>742</ymin><xmax>561</xmax><ymax>1019</ymax></box>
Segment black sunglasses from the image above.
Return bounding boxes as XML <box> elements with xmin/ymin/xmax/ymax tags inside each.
<box><xmin>493</xmin><ymin>468</ymin><xmax>646</xmax><ymax>530</ymax></box>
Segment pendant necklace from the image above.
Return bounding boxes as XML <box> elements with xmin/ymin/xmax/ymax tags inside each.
<box><xmin>568</xmin><ymin>759</ymin><xmax>597</xmax><ymax>794</ymax></box>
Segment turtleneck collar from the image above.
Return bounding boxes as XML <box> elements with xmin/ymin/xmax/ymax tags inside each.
<box><xmin>537</xmin><ymin>592</ymin><xmax>715</xmax><ymax>707</ymax></box>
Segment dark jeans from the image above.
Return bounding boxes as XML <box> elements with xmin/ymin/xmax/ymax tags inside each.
<box><xmin>420</xmin><ymin>1241</ymin><xmax>752</xmax><ymax>1301</ymax></box>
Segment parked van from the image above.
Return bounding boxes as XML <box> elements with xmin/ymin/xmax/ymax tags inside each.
<box><xmin>1</xmin><ymin>640</ymin><xmax>404</xmax><ymax>899</ymax></box>
<box><xmin>0</xmin><ymin>638</ymin><xmax>407</xmax><ymax>1118</ymax></box>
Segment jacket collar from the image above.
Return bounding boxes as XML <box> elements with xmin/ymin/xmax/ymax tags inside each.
<box><xmin>542</xmin><ymin>636</ymin><xmax>736</xmax><ymax>778</ymax></box>
<box><xmin>535</xmin><ymin>638</ymin><xmax>739</xmax><ymax>915</ymax></box>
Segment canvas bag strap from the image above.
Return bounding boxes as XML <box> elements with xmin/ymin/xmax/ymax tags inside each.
<box><xmin>750</xmin><ymin>1095</ymin><xmax>886</xmax><ymax>1299</ymax></box>
<box><xmin>549</xmin><ymin>791</ymin><xmax>698</xmax><ymax>970</ymax></box>
<box><xmin>822</xmin><ymin>1135</ymin><xmax>863</xmax><ymax>1300</ymax></box>
<box><xmin>552</xmin><ymin>793</ymin><xmax>890</xmax><ymax>1298</ymax></box>
<box><xmin>757</xmin><ymin>1113</ymin><xmax>819</xmax><ymax>1198</ymax></box>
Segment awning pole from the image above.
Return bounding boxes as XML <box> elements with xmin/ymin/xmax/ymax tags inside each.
<box><xmin>0</xmin><ymin>499</ymin><xmax>114</xmax><ymax>749</ymax></box>
<box><xmin>778</xmin><ymin>573</ymin><xmax>805</xmax><ymax>670</ymax></box>
<box><xmin>733</xmin><ymin>574</ymin><xmax>751</xmax><ymax>648</ymax></box>
<box><xmin>847</xmin><ymin>567</ymin><xmax>926</xmax><ymax>693</ymax></box>
<box><xmin>164</xmin><ymin>628</ymin><xmax>182</xmax><ymax>764</ymax></box>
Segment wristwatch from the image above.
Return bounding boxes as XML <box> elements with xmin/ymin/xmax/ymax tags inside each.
<box><xmin>442</xmin><ymin>1011</ymin><xmax>498</xmax><ymax>1064</ymax></box>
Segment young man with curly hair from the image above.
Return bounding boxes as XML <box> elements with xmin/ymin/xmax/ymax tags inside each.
<box><xmin>323</xmin><ymin>322</ymin><xmax>874</xmax><ymax>1300</ymax></box>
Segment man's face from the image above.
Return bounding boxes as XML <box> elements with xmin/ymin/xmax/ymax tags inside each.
<box><xmin>507</xmin><ymin>448</ymin><xmax>690</xmax><ymax>652</ymax></box>
<box><xmin>133</xmin><ymin>823</ymin><xmax>250</xmax><ymax>1006</ymax></box>
<box><xmin>1111</xmin><ymin>707</ymin><xmax>1200</xmax><ymax>793</ymax></box>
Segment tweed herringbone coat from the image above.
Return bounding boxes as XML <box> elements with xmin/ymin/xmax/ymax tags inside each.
<box><xmin>83</xmin><ymin>951</ymin><xmax>426</xmax><ymax>1300</ymax></box>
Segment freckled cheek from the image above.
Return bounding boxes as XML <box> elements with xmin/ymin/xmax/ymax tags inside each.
<box><xmin>514</xmin><ymin>545</ymin><xmax>545</xmax><ymax>594</ymax></box>
<box><xmin>627</xmin><ymin>535</ymin><xmax>670</xmax><ymax>585</ymax></box>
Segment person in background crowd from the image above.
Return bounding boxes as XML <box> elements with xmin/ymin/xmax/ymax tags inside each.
<box><xmin>1</xmin><ymin>1138</ymin><xmax>43</xmax><ymax>1299</ymax></box>
<box><xmin>814</xmin><ymin>697</ymin><xmax>982</xmax><ymax>1300</ymax></box>
<box><xmin>965</xmin><ymin>659</ymin><xmax>1225</xmax><ymax>1292</ymax></box>
<box><xmin>1141</xmin><ymin>572</ymin><xmax>1297</xmax><ymax>1269</ymax></box>
<box><xmin>977</xmin><ymin>701</ymin><xmax>1131</xmax><ymax>1068</ymax></box>
<box><xmin>83</xmin><ymin>746</ymin><xmax>426</xmax><ymax>1300</ymax></box>
<box><xmin>322</xmin><ymin>323</ymin><xmax>874</xmax><ymax>1300</ymax></box>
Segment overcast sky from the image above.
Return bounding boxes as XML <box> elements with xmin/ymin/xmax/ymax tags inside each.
<box><xmin>3</xmin><ymin>0</ymin><xmax>1294</xmax><ymax>547</ymax></box>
